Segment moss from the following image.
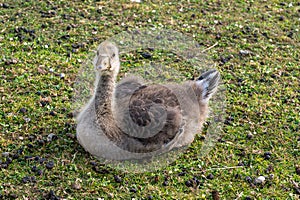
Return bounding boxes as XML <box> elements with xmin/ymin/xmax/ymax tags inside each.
<box><xmin>0</xmin><ymin>0</ymin><xmax>299</xmax><ymax>199</ymax></box>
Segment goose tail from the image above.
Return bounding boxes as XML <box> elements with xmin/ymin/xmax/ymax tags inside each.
<box><xmin>195</xmin><ymin>69</ymin><xmax>220</xmax><ymax>101</ymax></box>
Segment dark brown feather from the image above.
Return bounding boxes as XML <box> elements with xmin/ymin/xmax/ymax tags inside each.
<box><xmin>115</xmin><ymin>82</ymin><xmax>183</xmax><ymax>148</ymax></box>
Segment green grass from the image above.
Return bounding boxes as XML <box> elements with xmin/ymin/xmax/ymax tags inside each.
<box><xmin>0</xmin><ymin>0</ymin><xmax>299</xmax><ymax>199</ymax></box>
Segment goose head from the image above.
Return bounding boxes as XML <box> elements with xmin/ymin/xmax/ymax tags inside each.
<box><xmin>95</xmin><ymin>41</ymin><xmax>120</xmax><ymax>76</ymax></box>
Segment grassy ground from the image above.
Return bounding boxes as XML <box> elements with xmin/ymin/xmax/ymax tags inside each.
<box><xmin>0</xmin><ymin>0</ymin><xmax>299</xmax><ymax>199</ymax></box>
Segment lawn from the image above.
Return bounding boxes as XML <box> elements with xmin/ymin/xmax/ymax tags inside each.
<box><xmin>0</xmin><ymin>0</ymin><xmax>299</xmax><ymax>199</ymax></box>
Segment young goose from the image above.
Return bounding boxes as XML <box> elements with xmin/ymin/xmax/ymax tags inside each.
<box><xmin>76</xmin><ymin>41</ymin><xmax>220</xmax><ymax>161</ymax></box>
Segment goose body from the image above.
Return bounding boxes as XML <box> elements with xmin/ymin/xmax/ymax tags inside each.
<box><xmin>76</xmin><ymin>41</ymin><xmax>220</xmax><ymax>161</ymax></box>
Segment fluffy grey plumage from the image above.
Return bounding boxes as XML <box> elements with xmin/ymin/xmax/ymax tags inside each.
<box><xmin>76</xmin><ymin>41</ymin><xmax>220</xmax><ymax>161</ymax></box>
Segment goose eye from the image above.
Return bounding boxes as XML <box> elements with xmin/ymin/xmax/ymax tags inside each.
<box><xmin>111</xmin><ymin>53</ymin><xmax>115</xmax><ymax>58</ymax></box>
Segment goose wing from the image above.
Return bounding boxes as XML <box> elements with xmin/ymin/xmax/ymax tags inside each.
<box><xmin>118</xmin><ymin>84</ymin><xmax>185</xmax><ymax>147</ymax></box>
